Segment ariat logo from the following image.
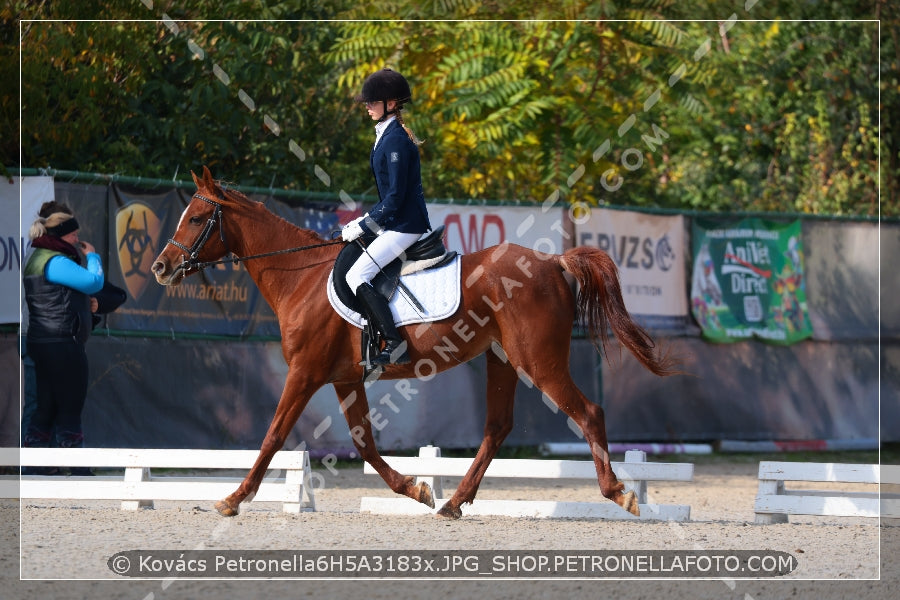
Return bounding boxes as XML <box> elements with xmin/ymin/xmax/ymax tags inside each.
<box><xmin>115</xmin><ymin>202</ymin><xmax>161</xmax><ymax>300</ymax></box>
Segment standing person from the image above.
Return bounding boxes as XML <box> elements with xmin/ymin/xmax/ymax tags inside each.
<box><xmin>22</xmin><ymin>207</ymin><xmax>104</xmax><ymax>474</ymax></box>
<box><xmin>342</xmin><ymin>67</ymin><xmax>432</xmax><ymax>366</ymax></box>
<box><xmin>21</xmin><ymin>202</ymin><xmax>125</xmax><ymax>441</ymax></box>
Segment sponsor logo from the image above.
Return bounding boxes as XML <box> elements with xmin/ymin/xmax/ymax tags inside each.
<box><xmin>443</xmin><ymin>214</ymin><xmax>505</xmax><ymax>254</ymax></box>
<box><xmin>115</xmin><ymin>202</ymin><xmax>161</xmax><ymax>300</ymax></box>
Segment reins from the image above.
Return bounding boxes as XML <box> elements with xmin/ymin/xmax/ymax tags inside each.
<box><xmin>168</xmin><ymin>191</ymin><xmax>343</xmax><ymax>273</ymax></box>
<box><xmin>191</xmin><ymin>239</ymin><xmax>344</xmax><ymax>270</ymax></box>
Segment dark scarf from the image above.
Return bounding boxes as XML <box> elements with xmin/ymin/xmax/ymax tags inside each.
<box><xmin>31</xmin><ymin>235</ymin><xmax>82</xmax><ymax>264</ymax></box>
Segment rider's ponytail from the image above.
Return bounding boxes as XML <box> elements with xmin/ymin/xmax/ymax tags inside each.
<box><xmin>394</xmin><ymin>109</ymin><xmax>423</xmax><ymax>147</ymax></box>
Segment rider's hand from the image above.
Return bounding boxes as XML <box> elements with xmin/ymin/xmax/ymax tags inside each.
<box><xmin>341</xmin><ymin>216</ymin><xmax>365</xmax><ymax>242</ymax></box>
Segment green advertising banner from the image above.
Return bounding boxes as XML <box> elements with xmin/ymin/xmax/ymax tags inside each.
<box><xmin>690</xmin><ymin>218</ymin><xmax>812</xmax><ymax>344</ymax></box>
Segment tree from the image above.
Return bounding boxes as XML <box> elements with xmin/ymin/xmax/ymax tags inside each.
<box><xmin>325</xmin><ymin>11</ymin><xmax>710</xmax><ymax>205</ymax></box>
<box><xmin>7</xmin><ymin>0</ymin><xmax>363</xmax><ymax>194</ymax></box>
<box><xmin>649</xmin><ymin>20</ymin><xmax>884</xmax><ymax>216</ymax></box>
<box><xmin>3</xmin><ymin>0</ymin><xmax>894</xmax><ymax>216</ymax></box>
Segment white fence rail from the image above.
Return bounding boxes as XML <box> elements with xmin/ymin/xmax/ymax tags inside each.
<box><xmin>754</xmin><ymin>461</ymin><xmax>900</xmax><ymax>523</ymax></box>
<box><xmin>360</xmin><ymin>446</ymin><xmax>694</xmax><ymax>521</ymax></box>
<box><xmin>0</xmin><ymin>447</ymin><xmax>315</xmax><ymax>513</ymax></box>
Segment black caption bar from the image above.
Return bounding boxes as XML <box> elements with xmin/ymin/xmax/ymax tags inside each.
<box><xmin>108</xmin><ymin>550</ymin><xmax>797</xmax><ymax>578</ymax></box>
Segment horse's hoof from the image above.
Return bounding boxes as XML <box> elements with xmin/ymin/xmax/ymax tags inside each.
<box><xmin>416</xmin><ymin>482</ymin><xmax>435</xmax><ymax>509</ymax></box>
<box><xmin>214</xmin><ymin>499</ymin><xmax>239</xmax><ymax>517</ymax></box>
<box><xmin>435</xmin><ymin>502</ymin><xmax>462</xmax><ymax>520</ymax></box>
<box><xmin>621</xmin><ymin>490</ymin><xmax>640</xmax><ymax>517</ymax></box>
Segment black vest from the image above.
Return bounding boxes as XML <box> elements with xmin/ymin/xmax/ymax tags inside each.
<box><xmin>23</xmin><ymin>248</ymin><xmax>92</xmax><ymax>344</ymax></box>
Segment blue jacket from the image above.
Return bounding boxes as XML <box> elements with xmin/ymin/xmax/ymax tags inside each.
<box><xmin>366</xmin><ymin>119</ymin><xmax>431</xmax><ymax>234</ymax></box>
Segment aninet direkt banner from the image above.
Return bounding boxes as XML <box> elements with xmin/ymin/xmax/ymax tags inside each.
<box><xmin>690</xmin><ymin>218</ymin><xmax>812</xmax><ymax>344</ymax></box>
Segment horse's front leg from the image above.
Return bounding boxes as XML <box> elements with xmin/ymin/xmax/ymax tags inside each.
<box><xmin>215</xmin><ymin>362</ymin><xmax>325</xmax><ymax>516</ymax></box>
<box><xmin>332</xmin><ymin>382</ymin><xmax>434</xmax><ymax>509</ymax></box>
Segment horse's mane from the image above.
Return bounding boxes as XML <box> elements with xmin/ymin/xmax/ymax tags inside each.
<box><xmin>217</xmin><ymin>182</ymin><xmax>330</xmax><ymax>242</ymax></box>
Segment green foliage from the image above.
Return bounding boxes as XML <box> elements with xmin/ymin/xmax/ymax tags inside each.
<box><xmin>324</xmin><ymin>15</ymin><xmax>703</xmax><ymax>204</ymax></box>
<box><xmin>2</xmin><ymin>0</ymin><xmax>893</xmax><ymax>216</ymax></box>
<box><xmin>653</xmin><ymin>19</ymin><xmax>886</xmax><ymax>216</ymax></box>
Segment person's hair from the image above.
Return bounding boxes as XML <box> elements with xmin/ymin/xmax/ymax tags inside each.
<box><xmin>38</xmin><ymin>201</ymin><xmax>73</xmax><ymax>218</ymax></box>
<box><xmin>29</xmin><ymin>212</ymin><xmax>77</xmax><ymax>240</ymax></box>
<box><xmin>394</xmin><ymin>109</ymin><xmax>423</xmax><ymax>146</ymax></box>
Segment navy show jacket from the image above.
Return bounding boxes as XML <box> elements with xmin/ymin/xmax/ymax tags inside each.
<box><xmin>366</xmin><ymin>119</ymin><xmax>431</xmax><ymax>234</ymax></box>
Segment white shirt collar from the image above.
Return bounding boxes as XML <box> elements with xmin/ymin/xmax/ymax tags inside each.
<box><xmin>374</xmin><ymin>115</ymin><xmax>396</xmax><ymax>148</ymax></box>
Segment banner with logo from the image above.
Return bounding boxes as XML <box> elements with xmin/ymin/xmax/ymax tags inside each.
<box><xmin>426</xmin><ymin>204</ymin><xmax>567</xmax><ymax>256</ymax></box>
<box><xmin>16</xmin><ymin>176</ymin><xmax>58</xmax><ymax>251</ymax></box>
<box><xmin>574</xmin><ymin>208</ymin><xmax>687</xmax><ymax>330</ymax></box>
<box><xmin>107</xmin><ymin>186</ymin><xmax>339</xmax><ymax>337</ymax></box>
<box><xmin>6</xmin><ymin>176</ymin><xmax>56</xmax><ymax>324</ymax></box>
<box><xmin>690</xmin><ymin>218</ymin><xmax>812</xmax><ymax>344</ymax></box>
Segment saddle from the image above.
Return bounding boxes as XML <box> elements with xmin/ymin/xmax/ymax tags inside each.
<box><xmin>332</xmin><ymin>225</ymin><xmax>457</xmax><ymax>315</ymax></box>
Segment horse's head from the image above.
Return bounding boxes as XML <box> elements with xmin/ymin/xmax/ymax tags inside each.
<box><xmin>151</xmin><ymin>166</ymin><xmax>231</xmax><ymax>286</ymax></box>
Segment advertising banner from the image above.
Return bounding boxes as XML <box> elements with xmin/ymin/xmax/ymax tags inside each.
<box><xmin>690</xmin><ymin>218</ymin><xmax>812</xmax><ymax>344</ymax></box>
<box><xmin>575</xmin><ymin>208</ymin><xmax>687</xmax><ymax>330</ymax></box>
<box><xmin>5</xmin><ymin>176</ymin><xmax>56</xmax><ymax>324</ymax></box>
<box><xmin>426</xmin><ymin>204</ymin><xmax>567</xmax><ymax>256</ymax></box>
<box><xmin>15</xmin><ymin>176</ymin><xmax>57</xmax><ymax>250</ymax></box>
<box><xmin>107</xmin><ymin>186</ymin><xmax>339</xmax><ymax>337</ymax></box>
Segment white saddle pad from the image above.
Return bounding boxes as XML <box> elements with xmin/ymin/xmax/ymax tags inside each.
<box><xmin>327</xmin><ymin>256</ymin><xmax>462</xmax><ymax>329</ymax></box>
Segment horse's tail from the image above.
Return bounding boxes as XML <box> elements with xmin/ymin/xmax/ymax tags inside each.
<box><xmin>559</xmin><ymin>246</ymin><xmax>679</xmax><ymax>377</ymax></box>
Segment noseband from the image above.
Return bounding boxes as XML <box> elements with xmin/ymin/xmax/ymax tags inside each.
<box><xmin>166</xmin><ymin>192</ymin><xmax>228</xmax><ymax>273</ymax></box>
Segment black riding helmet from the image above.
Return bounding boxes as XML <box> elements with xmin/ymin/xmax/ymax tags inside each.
<box><xmin>356</xmin><ymin>68</ymin><xmax>412</xmax><ymax>121</ymax></box>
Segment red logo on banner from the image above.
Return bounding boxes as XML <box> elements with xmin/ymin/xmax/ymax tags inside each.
<box><xmin>443</xmin><ymin>214</ymin><xmax>505</xmax><ymax>253</ymax></box>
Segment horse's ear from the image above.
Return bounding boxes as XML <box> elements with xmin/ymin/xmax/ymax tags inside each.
<box><xmin>201</xmin><ymin>165</ymin><xmax>215</xmax><ymax>187</ymax></box>
<box><xmin>191</xmin><ymin>170</ymin><xmax>201</xmax><ymax>188</ymax></box>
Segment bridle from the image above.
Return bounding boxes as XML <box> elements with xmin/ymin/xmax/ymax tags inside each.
<box><xmin>166</xmin><ymin>190</ymin><xmax>343</xmax><ymax>274</ymax></box>
<box><xmin>166</xmin><ymin>192</ymin><xmax>229</xmax><ymax>274</ymax></box>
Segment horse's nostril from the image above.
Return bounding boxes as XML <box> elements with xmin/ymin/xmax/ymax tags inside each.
<box><xmin>151</xmin><ymin>261</ymin><xmax>164</xmax><ymax>275</ymax></box>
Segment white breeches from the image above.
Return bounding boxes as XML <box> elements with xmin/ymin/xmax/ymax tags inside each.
<box><xmin>345</xmin><ymin>230</ymin><xmax>423</xmax><ymax>293</ymax></box>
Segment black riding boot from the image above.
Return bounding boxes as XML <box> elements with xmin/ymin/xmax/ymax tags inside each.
<box><xmin>356</xmin><ymin>282</ymin><xmax>410</xmax><ymax>365</ymax></box>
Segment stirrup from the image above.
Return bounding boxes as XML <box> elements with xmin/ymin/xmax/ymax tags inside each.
<box><xmin>372</xmin><ymin>339</ymin><xmax>410</xmax><ymax>366</ymax></box>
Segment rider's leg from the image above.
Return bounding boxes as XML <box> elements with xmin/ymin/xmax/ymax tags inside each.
<box><xmin>345</xmin><ymin>231</ymin><xmax>421</xmax><ymax>365</ymax></box>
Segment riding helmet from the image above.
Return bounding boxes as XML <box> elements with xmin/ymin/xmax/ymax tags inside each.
<box><xmin>356</xmin><ymin>68</ymin><xmax>412</xmax><ymax>105</ymax></box>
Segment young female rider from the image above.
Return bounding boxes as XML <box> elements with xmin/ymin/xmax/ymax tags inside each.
<box><xmin>342</xmin><ymin>68</ymin><xmax>431</xmax><ymax>366</ymax></box>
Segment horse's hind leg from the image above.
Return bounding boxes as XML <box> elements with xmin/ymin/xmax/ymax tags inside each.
<box><xmin>332</xmin><ymin>382</ymin><xmax>434</xmax><ymax>508</ymax></box>
<box><xmin>436</xmin><ymin>347</ymin><xmax>517</xmax><ymax>519</ymax></box>
<box><xmin>545</xmin><ymin>374</ymin><xmax>637</xmax><ymax>515</ymax></box>
<box><xmin>511</xmin><ymin>355</ymin><xmax>639</xmax><ymax>516</ymax></box>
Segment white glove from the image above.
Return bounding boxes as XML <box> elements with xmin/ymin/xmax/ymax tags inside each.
<box><xmin>341</xmin><ymin>215</ymin><xmax>365</xmax><ymax>242</ymax></box>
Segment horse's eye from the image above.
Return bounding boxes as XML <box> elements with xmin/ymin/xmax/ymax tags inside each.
<box><xmin>189</xmin><ymin>215</ymin><xmax>203</xmax><ymax>225</ymax></box>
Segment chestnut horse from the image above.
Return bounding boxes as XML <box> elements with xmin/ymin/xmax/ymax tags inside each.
<box><xmin>151</xmin><ymin>167</ymin><xmax>677</xmax><ymax>519</ymax></box>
